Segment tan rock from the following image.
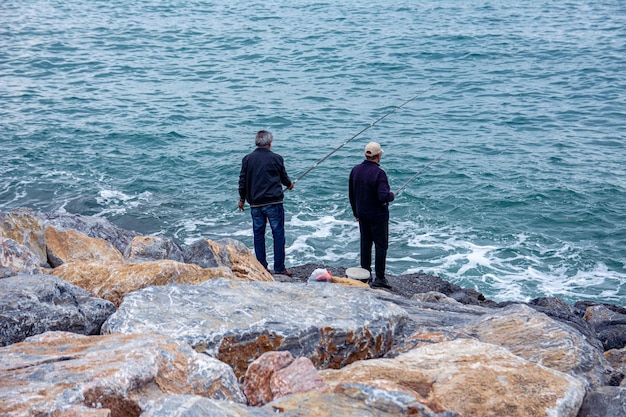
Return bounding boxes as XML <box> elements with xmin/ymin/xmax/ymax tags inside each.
<box><xmin>45</xmin><ymin>226</ymin><xmax>126</xmax><ymax>267</ymax></box>
<box><xmin>50</xmin><ymin>260</ymin><xmax>233</xmax><ymax>306</ymax></box>
<box><xmin>331</xmin><ymin>276</ymin><xmax>370</xmax><ymax>288</ymax></box>
<box><xmin>270</xmin><ymin>357</ymin><xmax>329</xmax><ymax>401</ymax></box>
<box><xmin>0</xmin><ymin>331</ymin><xmax>244</xmax><ymax>416</ymax></box>
<box><xmin>205</xmin><ymin>238</ymin><xmax>273</xmax><ymax>281</ymax></box>
<box><xmin>321</xmin><ymin>339</ymin><xmax>586</xmax><ymax>417</ymax></box>
<box><xmin>0</xmin><ymin>208</ymin><xmax>47</xmax><ymax>266</ymax></box>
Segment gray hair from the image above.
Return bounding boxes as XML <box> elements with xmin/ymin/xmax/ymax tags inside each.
<box><xmin>255</xmin><ymin>130</ymin><xmax>273</xmax><ymax>147</ymax></box>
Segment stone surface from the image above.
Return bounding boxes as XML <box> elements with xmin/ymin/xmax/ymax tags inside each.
<box><xmin>41</xmin><ymin>211</ymin><xmax>139</xmax><ymax>255</ymax></box>
<box><xmin>604</xmin><ymin>347</ymin><xmax>626</xmax><ymax>387</ymax></box>
<box><xmin>183</xmin><ymin>237</ymin><xmax>273</xmax><ymax>281</ymax></box>
<box><xmin>243</xmin><ymin>351</ymin><xmax>295</xmax><ymax>406</ymax></box>
<box><xmin>583</xmin><ymin>303</ymin><xmax>626</xmax><ymax>351</ymax></box>
<box><xmin>124</xmin><ymin>235</ymin><xmax>184</xmax><ymax>262</ymax></box>
<box><xmin>50</xmin><ymin>260</ymin><xmax>233</xmax><ymax>306</ymax></box>
<box><xmin>0</xmin><ymin>331</ymin><xmax>245</xmax><ymax>417</ymax></box>
<box><xmin>0</xmin><ymin>237</ymin><xmax>42</xmax><ymax>278</ymax></box>
<box><xmin>141</xmin><ymin>395</ymin><xmax>276</xmax><ymax>417</ymax></box>
<box><xmin>467</xmin><ymin>303</ymin><xmax>611</xmax><ymax>388</ymax></box>
<box><xmin>0</xmin><ymin>274</ymin><xmax>115</xmax><ymax>347</ymax></box>
<box><xmin>45</xmin><ymin>225</ymin><xmax>126</xmax><ymax>267</ymax></box>
<box><xmin>269</xmin><ymin>357</ymin><xmax>328</xmax><ymax>401</ymax></box>
<box><xmin>321</xmin><ymin>338</ymin><xmax>586</xmax><ymax>417</ymax></box>
<box><xmin>0</xmin><ymin>207</ymin><xmax>48</xmax><ymax>266</ymax></box>
<box><xmin>576</xmin><ymin>386</ymin><xmax>626</xmax><ymax>417</ymax></box>
<box><xmin>102</xmin><ymin>279</ymin><xmax>408</xmax><ymax>380</ymax></box>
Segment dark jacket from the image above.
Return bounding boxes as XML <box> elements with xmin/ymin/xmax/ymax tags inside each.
<box><xmin>239</xmin><ymin>147</ymin><xmax>292</xmax><ymax>207</ymax></box>
<box><xmin>349</xmin><ymin>160</ymin><xmax>395</xmax><ymax>222</ymax></box>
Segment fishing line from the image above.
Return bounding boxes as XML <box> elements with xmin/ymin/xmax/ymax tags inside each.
<box><xmin>394</xmin><ymin>149</ymin><xmax>452</xmax><ymax>197</ymax></box>
<box><xmin>291</xmin><ymin>86</ymin><xmax>434</xmax><ymax>186</ymax></box>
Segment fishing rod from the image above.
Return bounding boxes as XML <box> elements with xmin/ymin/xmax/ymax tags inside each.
<box><xmin>394</xmin><ymin>149</ymin><xmax>452</xmax><ymax>197</ymax></box>
<box><xmin>292</xmin><ymin>86</ymin><xmax>434</xmax><ymax>186</ymax></box>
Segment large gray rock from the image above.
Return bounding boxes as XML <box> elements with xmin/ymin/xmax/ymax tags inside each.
<box><xmin>0</xmin><ymin>274</ymin><xmax>116</xmax><ymax>346</ymax></box>
<box><xmin>0</xmin><ymin>237</ymin><xmax>41</xmax><ymax>278</ymax></box>
<box><xmin>102</xmin><ymin>279</ymin><xmax>408</xmax><ymax>379</ymax></box>
<box><xmin>0</xmin><ymin>331</ymin><xmax>245</xmax><ymax>416</ymax></box>
<box><xmin>576</xmin><ymin>386</ymin><xmax>626</xmax><ymax>417</ymax></box>
<box><xmin>40</xmin><ymin>211</ymin><xmax>139</xmax><ymax>255</ymax></box>
<box><xmin>0</xmin><ymin>207</ymin><xmax>48</xmax><ymax>266</ymax></box>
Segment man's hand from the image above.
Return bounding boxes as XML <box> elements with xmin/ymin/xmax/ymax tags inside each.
<box><xmin>287</xmin><ymin>182</ymin><xmax>295</xmax><ymax>190</ymax></box>
<box><xmin>238</xmin><ymin>200</ymin><xmax>245</xmax><ymax>211</ymax></box>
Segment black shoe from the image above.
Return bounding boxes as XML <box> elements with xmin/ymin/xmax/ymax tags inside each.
<box><xmin>370</xmin><ymin>278</ymin><xmax>392</xmax><ymax>290</ymax></box>
<box><xmin>273</xmin><ymin>269</ymin><xmax>293</xmax><ymax>277</ymax></box>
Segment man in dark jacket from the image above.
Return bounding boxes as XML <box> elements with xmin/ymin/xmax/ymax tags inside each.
<box><xmin>238</xmin><ymin>130</ymin><xmax>294</xmax><ymax>276</ymax></box>
<box><xmin>349</xmin><ymin>142</ymin><xmax>395</xmax><ymax>289</ymax></box>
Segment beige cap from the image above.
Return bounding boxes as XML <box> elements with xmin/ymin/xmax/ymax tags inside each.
<box><xmin>364</xmin><ymin>142</ymin><xmax>384</xmax><ymax>156</ymax></box>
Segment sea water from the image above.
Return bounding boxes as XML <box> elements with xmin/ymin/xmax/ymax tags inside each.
<box><xmin>2</xmin><ymin>0</ymin><xmax>625</xmax><ymax>305</ymax></box>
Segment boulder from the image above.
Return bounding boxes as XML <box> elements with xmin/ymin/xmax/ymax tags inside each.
<box><xmin>183</xmin><ymin>238</ymin><xmax>273</xmax><ymax>281</ymax></box>
<box><xmin>124</xmin><ymin>235</ymin><xmax>184</xmax><ymax>262</ymax></box>
<box><xmin>576</xmin><ymin>386</ymin><xmax>626</xmax><ymax>417</ymax></box>
<box><xmin>321</xmin><ymin>339</ymin><xmax>586</xmax><ymax>417</ymax></box>
<box><xmin>0</xmin><ymin>237</ymin><xmax>41</xmax><ymax>278</ymax></box>
<box><xmin>582</xmin><ymin>303</ymin><xmax>626</xmax><ymax>351</ymax></box>
<box><xmin>45</xmin><ymin>226</ymin><xmax>126</xmax><ymax>267</ymax></box>
<box><xmin>0</xmin><ymin>274</ymin><xmax>115</xmax><ymax>347</ymax></box>
<box><xmin>0</xmin><ymin>331</ymin><xmax>245</xmax><ymax>416</ymax></box>
<box><xmin>102</xmin><ymin>279</ymin><xmax>408</xmax><ymax>379</ymax></box>
<box><xmin>50</xmin><ymin>260</ymin><xmax>233</xmax><ymax>306</ymax></box>
<box><xmin>467</xmin><ymin>303</ymin><xmax>611</xmax><ymax>388</ymax></box>
<box><xmin>40</xmin><ymin>211</ymin><xmax>139</xmax><ymax>255</ymax></box>
<box><xmin>0</xmin><ymin>208</ymin><xmax>47</xmax><ymax>266</ymax></box>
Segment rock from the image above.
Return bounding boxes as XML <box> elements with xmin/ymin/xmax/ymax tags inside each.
<box><xmin>183</xmin><ymin>238</ymin><xmax>273</xmax><ymax>281</ymax></box>
<box><xmin>270</xmin><ymin>357</ymin><xmax>328</xmax><ymax>402</ymax></box>
<box><xmin>576</xmin><ymin>386</ymin><xmax>626</xmax><ymax>417</ymax></box>
<box><xmin>50</xmin><ymin>260</ymin><xmax>233</xmax><ymax>306</ymax></box>
<box><xmin>320</xmin><ymin>338</ymin><xmax>586</xmax><ymax>417</ymax></box>
<box><xmin>0</xmin><ymin>274</ymin><xmax>115</xmax><ymax>347</ymax></box>
<box><xmin>243</xmin><ymin>351</ymin><xmax>295</xmax><ymax>406</ymax></box>
<box><xmin>583</xmin><ymin>303</ymin><xmax>626</xmax><ymax>351</ymax></box>
<box><xmin>604</xmin><ymin>347</ymin><xmax>626</xmax><ymax>386</ymax></box>
<box><xmin>0</xmin><ymin>331</ymin><xmax>245</xmax><ymax>416</ymax></box>
<box><xmin>45</xmin><ymin>226</ymin><xmax>126</xmax><ymax>267</ymax></box>
<box><xmin>124</xmin><ymin>235</ymin><xmax>184</xmax><ymax>262</ymax></box>
<box><xmin>0</xmin><ymin>207</ymin><xmax>47</xmax><ymax>266</ymax></box>
<box><xmin>0</xmin><ymin>237</ymin><xmax>41</xmax><ymax>278</ymax></box>
<box><xmin>141</xmin><ymin>395</ymin><xmax>276</xmax><ymax>417</ymax></box>
<box><xmin>467</xmin><ymin>303</ymin><xmax>611</xmax><ymax>388</ymax></box>
<box><xmin>102</xmin><ymin>279</ymin><xmax>408</xmax><ymax>380</ymax></box>
<box><xmin>411</xmin><ymin>291</ymin><xmax>462</xmax><ymax>305</ymax></box>
<box><xmin>267</xmin><ymin>390</ymin><xmax>447</xmax><ymax>417</ymax></box>
<box><xmin>40</xmin><ymin>211</ymin><xmax>139</xmax><ymax>255</ymax></box>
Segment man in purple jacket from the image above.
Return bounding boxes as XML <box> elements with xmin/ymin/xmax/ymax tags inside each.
<box><xmin>238</xmin><ymin>130</ymin><xmax>294</xmax><ymax>276</ymax></box>
<box><xmin>349</xmin><ymin>142</ymin><xmax>395</xmax><ymax>289</ymax></box>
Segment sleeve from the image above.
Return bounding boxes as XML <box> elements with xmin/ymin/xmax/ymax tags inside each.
<box><xmin>278</xmin><ymin>155</ymin><xmax>292</xmax><ymax>187</ymax></box>
<box><xmin>377</xmin><ymin>170</ymin><xmax>395</xmax><ymax>204</ymax></box>
<box><xmin>238</xmin><ymin>156</ymin><xmax>248</xmax><ymax>202</ymax></box>
<box><xmin>348</xmin><ymin>169</ymin><xmax>357</xmax><ymax>217</ymax></box>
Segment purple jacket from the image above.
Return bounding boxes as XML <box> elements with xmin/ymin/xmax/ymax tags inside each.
<box><xmin>349</xmin><ymin>160</ymin><xmax>395</xmax><ymax>222</ymax></box>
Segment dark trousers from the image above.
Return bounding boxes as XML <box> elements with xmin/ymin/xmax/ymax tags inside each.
<box><xmin>251</xmin><ymin>204</ymin><xmax>286</xmax><ymax>272</ymax></box>
<box><xmin>358</xmin><ymin>219</ymin><xmax>389</xmax><ymax>280</ymax></box>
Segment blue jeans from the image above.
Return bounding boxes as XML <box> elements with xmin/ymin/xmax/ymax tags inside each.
<box><xmin>251</xmin><ymin>204</ymin><xmax>286</xmax><ymax>272</ymax></box>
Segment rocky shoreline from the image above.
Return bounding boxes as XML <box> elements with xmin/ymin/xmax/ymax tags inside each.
<box><xmin>1</xmin><ymin>207</ymin><xmax>625</xmax><ymax>416</ymax></box>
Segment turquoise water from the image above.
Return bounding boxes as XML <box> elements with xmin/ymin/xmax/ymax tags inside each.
<box><xmin>2</xmin><ymin>1</ymin><xmax>625</xmax><ymax>305</ymax></box>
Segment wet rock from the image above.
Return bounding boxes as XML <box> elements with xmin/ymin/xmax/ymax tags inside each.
<box><xmin>0</xmin><ymin>331</ymin><xmax>245</xmax><ymax>416</ymax></box>
<box><xmin>183</xmin><ymin>238</ymin><xmax>273</xmax><ymax>281</ymax></box>
<box><xmin>0</xmin><ymin>274</ymin><xmax>115</xmax><ymax>347</ymax></box>
<box><xmin>102</xmin><ymin>279</ymin><xmax>408</xmax><ymax>380</ymax></box>
<box><xmin>604</xmin><ymin>347</ymin><xmax>626</xmax><ymax>387</ymax></box>
<box><xmin>321</xmin><ymin>338</ymin><xmax>586</xmax><ymax>417</ymax></box>
<box><xmin>467</xmin><ymin>303</ymin><xmax>611</xmax><ymax>388</ymax></box>
<box><xmin>0</xmin><ymin>207</ymin><xmax>48</xmax><ymax>266</ymax></box>
<box><xmin>269</xmin><ymin>357</ymin><xmax>328</xmax><ymax>402</ymax></box>
<box><xmin>124</xmin><ymin>235</ymin><xmax>184</xmax><ymax>262</ymax></box>
<box><xmin>40</xmin><ymin>211</ymin><xmax>139</xmax><ymax>255</ymax></box>
<box><xmin>50</xmin><ymin>260</ymin><xmax>233</xmax><ymax>306</ymax></box>
<box><xmin>45</xmin><ymin>225</ymin><xmax>126</xmax><ymax>267</ymax></box>
<box><xmin>0</xmin><ymin>237</ymin><xmax>41</xmax><ymax>278</ymax></box>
